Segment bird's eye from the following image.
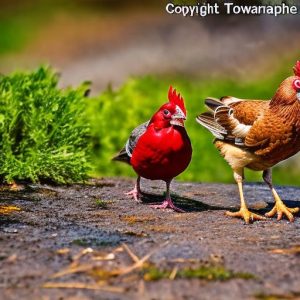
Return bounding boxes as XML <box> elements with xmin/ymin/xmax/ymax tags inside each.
<box><xmin>293</xmin><ymin>79</ymin><xmax>300</xmax><ymax>90</ymax></box>
<box><xmin>163</xmin><ymin>109</ymin><xmax>170</xmax><ymax>115</ymax></box>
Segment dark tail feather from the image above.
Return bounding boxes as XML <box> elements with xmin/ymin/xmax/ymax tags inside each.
<box><xmin>205</xmin><ymin>97</ymin><xmax>224</xmax><ymax>112</ymax></box>
<box><xmin>196</xmin><ymin>112</ymin><xmax>227</xmax><ymax>139</ymax></box>
<box><xmin>112</xmin><ymin>147</ymin><xmax>131</xmax><ymax>164</ymax></box>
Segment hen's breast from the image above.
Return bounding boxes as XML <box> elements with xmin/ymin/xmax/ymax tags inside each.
<box><xmin>131</xmin><ymin>125</ymin><xmax>192</xmax><ymax>181</ymax></box>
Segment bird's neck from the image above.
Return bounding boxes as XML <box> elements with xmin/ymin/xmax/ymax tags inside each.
<box><xmin>149</xmin><ymin>115</ymin><xmax>171</xmax><ymax>129</ymax></box>
<box><xmin>270</xmin><ymin>99</ymin><xmax>300</xmax><ymax>127</ymax></box>
<box><xmin>270</xmin><ymin>76</ymin><xmax>297</xmax><ymax>107</ymax></box>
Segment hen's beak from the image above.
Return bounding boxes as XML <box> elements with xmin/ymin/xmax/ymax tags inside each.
<box><xmin>170</xmin><ymin>105</ymin><xmax>186</xmax><ymax>127</ymax></box>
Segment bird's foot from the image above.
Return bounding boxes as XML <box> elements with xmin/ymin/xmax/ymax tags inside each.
<box><xmin>125</xmin><ymin>188</ymin><xmax>141</xmax><ymax>202</ymax></box>
<box><xmin>151</xmin><ymin>198</ymin><xmax>185</xmax><ymax>213</ymax></box>
<box><xmin>226</xmin><ymin>207</ymin><xmax>267</xmax><ymax>224</ymax></box>
<box><xmin>265</xmin><ymin>201</ymin><xmax>299</xmax><ymax>222</ymax></box>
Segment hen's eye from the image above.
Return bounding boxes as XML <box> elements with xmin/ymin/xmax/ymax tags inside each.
<box><xmin>163</xmin><ymin>109</ymin><xmax>170</xmax><ymax>115</ymax></box>
<box><xmin>293</xmin><ymin>79</ymin><xmax>300</xmax><ymax>90</ymax></box>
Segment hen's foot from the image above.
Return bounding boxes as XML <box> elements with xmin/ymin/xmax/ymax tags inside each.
<box><xmin>151</xmin><ymin>198</ymin><xmax>185</xmax><ymax>213</ymax></box>
<box><xmin>265</xmin><ymin>201</ymin><xmax>299</xmax><ymax>222</ymax></box>
<box><xmin>226</xmin><ymin>207</ymin><xmax>267</xmax><ymax>224</ymax></box>
<box><xmin>125</xmin><ymin>188</ymin><xmax>141</xmax><ymax>202</ymax></box>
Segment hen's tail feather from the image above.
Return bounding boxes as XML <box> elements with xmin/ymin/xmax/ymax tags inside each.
<box><xmin>112</xmin><ymin>148</ymin><xmax>131</xmax><ymax>164</ymax></box>
<box><xmin>196</xmin><ymin>113</ymin><xmax>227</xmax><ymax>139</ymax></box>
<box><xmin>205</xmin><ymin>97</ymin><xmax>224</xmax><ymax>112</ymax></box>
<box><xmin>214</xmin><ymin>106</ymin><xmax>235</xmax><ymax>129</ymax></box>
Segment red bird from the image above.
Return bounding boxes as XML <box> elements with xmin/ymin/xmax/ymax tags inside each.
<box><xmin>113</xmin><ymin>87</ymin><xmax>192</xmax><ymax>212</ymax></box>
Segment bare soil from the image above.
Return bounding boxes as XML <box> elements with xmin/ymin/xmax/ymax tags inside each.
<box><xmin>0</xmin><ymin>178</ymin><xmax>300</xmax><ymax>300</ymax></box>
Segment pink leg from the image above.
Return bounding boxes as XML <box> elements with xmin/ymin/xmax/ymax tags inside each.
<box><xmin>151</xmin><ymin>180</ymin><xmax>185</xmax><ymax>213</ymax></box>
<box><xmin>125</xmin><ymin>176</ymin><xmax>141</xmax><ymax>202</ymax></box>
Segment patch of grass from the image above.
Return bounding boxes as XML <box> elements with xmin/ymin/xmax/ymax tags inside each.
<box><xmin>255</xmin><ymin>292</ymin><xmax>300</xmax><ymax>300</ymax></box>
<box><xmin>178</xmin><ymin>266</ymin><xmax>255</xmax><ymax>281</ymax></box>
<box><xmin>72</xmin><ymin>238</ymin><xmax>90</xmax><ymax>247</ymax></box>
<box><xmin>142</xmin><ymin>263</ymin><xmax>255</xmax><ymax>281</ymax></box>
<box><xmin>95</xmin><ymin>199</ymin><xmax>109</xmax><ymax>209</ymax></box>
<box><xmin>143</xmin><ymin>264</ymin><xmax>169</xmax><ymax>281</ymax></box>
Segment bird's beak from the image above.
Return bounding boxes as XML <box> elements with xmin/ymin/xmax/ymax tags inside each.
<box><xmin>170</xmin><ymin>105</ymin><xmax>186</xmax><ymax>127</ymax></box>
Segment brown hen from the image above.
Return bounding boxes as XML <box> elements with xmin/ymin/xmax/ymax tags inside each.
<box><xmin>196</xmin><ymin>61</ymin><xmax>300</xmax><ymax>223</ymax></box>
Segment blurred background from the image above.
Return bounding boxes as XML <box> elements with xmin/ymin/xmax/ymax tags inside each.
<box><xmin>1</xmin><ymin>0</ymin><xmax>300</xmax><ymax>185</ymax></box>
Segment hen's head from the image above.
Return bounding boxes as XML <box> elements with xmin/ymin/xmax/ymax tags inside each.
<box><xmin>150</xmin><ymin>86</ymin><xmax>187</xmax><ymax>128</ymax></box>
<box><xmin>272</xmin><ymin>61</ymin><xmax>300</xmax><ymax>106</ymax></box>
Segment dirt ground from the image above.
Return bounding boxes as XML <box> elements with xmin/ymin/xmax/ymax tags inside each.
<box><xmin>0</xmin><ymin>177</ymin><xmax>300</xmax><ymax>300</ymax></box>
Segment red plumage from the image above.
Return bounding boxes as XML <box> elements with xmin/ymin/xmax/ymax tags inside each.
<box><xmin>131</xmin><ymin>113</ymin><xmax>191</xmax><ymax>182</ymax></box>
<box><xmin>114</xmin><ymin>86</ymin><xmax>192</xmax><ymax>212</ymax></box>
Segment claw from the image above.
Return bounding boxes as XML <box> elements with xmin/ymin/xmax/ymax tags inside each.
<box><xmin>151</xmin><ymin>198</ymin><xmax>185</xmax><ymax>213</ymax></box>
<box><xmin>265</xmin><ymin>201</ymin><xmax>299</xmax><ymax>222</ymax></box>
<box><xmin>226</xmin><ymin>207</ymin><xmax>267</xmax><ymax>224</ymax></box>
<box><xmin>125</xmin><ymin>188</ymin><xmax>141</xmax><ymax>202</ymax></box>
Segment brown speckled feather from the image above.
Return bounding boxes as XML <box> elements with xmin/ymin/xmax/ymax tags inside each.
<box><xmin>245</xmin><ymin>111</ymin><xmax>292</xmax><ymax>153</ymax></box>
<box><xmin>243</xmin><ymin>77</ymin><xmax>300</xmax><ymax>162</ymax></box>
<box><xmin>245</xmin><ymin>106</ymin><xmax>300</xmax><ymax>163</ymax></box>
<box><xmin>230</xmin><ymin>100</ymin><xmax>269</xmax><ymax>125</ymax></box>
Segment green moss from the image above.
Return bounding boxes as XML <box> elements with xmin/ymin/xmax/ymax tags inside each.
<box><xmin>178</xmin><ymin>266</ymin><xmax>252</xmax><ymax>280</ymax></box>
<box><xmin>255</xmin><ymin>292</ymin><xmax>300</xmax><ymax>300</ymax></box>
<box><xmin>95</xmin><ymin>199</ymin><xmax>109</xmax><ymax>209</ymax></box>
<box><xmin>143</xmin><ymin>265</ymin><xmax>169</xmax><ymax>281</ymax></box>
<box><xmin>142</xmin><ymin>264</ymin><xmax>255</xmax><ymax>281</ymax></box>
<box><xmin>72</xmin><ymin>238</ymin><xmax>90</xmax><ymax>247</ymax></box>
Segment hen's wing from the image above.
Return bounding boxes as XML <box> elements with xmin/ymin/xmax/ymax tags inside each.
<box><xmin>196</xmin><ymin>96</ymin><xmax>269</xmax><ymax>146</ymax></box>
<box><xmin>244</xmin><ymin>112</ymin><xmax>294</xmax><ymax>156</ymax></box>
<box><xmin>112</xmin><ymin>121</ymin><xmax>149</xmax><ymax>164</ymax></box>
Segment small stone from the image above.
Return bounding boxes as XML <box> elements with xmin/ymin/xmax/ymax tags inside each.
<box><xmin>3</xmin><ymin>228</ymin><xmax>18</xmax><ymax>234</ymax></box>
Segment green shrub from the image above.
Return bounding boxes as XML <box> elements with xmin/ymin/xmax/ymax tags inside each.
<box><xmin>0</xmin><ymin>66</ymin><xmax>90</xmax><ymax>184</ymax></box>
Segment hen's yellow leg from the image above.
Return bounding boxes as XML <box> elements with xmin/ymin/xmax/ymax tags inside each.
<box><xmin>226</xmin><ymin>170</ymin><xmax>266</xmax><ymax>224</ymax></box>
<box><xmin>263</xmin><ymin>169</ymin><xmax>299</xmax><ymax>222</ymax></box>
